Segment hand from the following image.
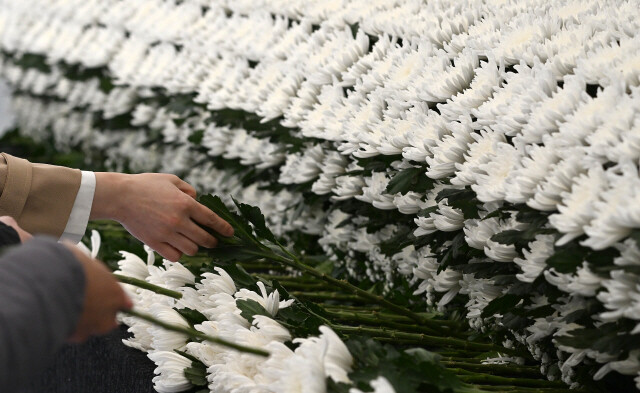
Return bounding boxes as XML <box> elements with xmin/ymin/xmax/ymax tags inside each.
<box><xmin>65</xmin><ymin>242</ymin><xmax>133</xmax><ymax>342</ymax></box>
<box><xmin>91</xmin><ymin>173</ymin><xmax>234</xmax><ymax>261</ymax></box>
<box><xmin>0</xmin><ymin>215</ymin><xmax>32</xmax><ymax>242</ymax></box>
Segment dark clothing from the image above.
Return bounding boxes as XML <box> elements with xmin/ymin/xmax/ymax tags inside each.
<box><xmin>23</xmin><ymin>326</ymin><xmax>157</xmax><ymax>393</ymax></box>
<box><xmin>0</xmin><ymin>237</ymin><xmax>85</xmax><ymax>392</ymax></box>
<box><xmin>0</xmin><ymin>222</ymin><xmax>20</xmax><ymax>248</ymax></box>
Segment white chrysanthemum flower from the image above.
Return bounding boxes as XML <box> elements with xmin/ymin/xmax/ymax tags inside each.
<box><xmin>311</xmin><ymin>151</ymin><xmax>349</xmax><ymax>194</ymax></box>
<box><xmin>484</xmin><ymin>238</ymin><xmax>519</xmax><ymax>263</ymax></box>
<box><xmin>505</xmin><ymin>143</ymin><xmax>561</xmax><ymax>204</ymax></box>
<box><xmin>413</xmin><ymin>182</ymin><xmax>448</xmax><ymax>237</ymax></box>
<box><xmin>251</xmin><ymin>315</ymin><xmax>291</xmax><ymax>343</ymax></box>
<box><xmin>426</xmin><ymin>119</ymin><xmax>475</xmax><ymax>179</ymax></box>
<box><xmin>459</xmin><ymin>274</ymin><xmax>504</xmax><ymax>329</ymax></box>
<box><xmin>514</xmin><ymin>235</ymin><xmax>555</xmax><ymax>283</ymax></box>
<box><xmin>201</xmin><ymin>124</ymin><xmax>234</xmax><ymax>157</ymax></box>
<box><xmin>412</xmin><ymin>251</ymin><xmax>440</xmax><ymax>302</ymax></box>
<box><xmin>331</xmin><ymin>175</ymin><xmax>366</xmax><ymax>201</ymax></box>
<box><xmin>593</xmin><ymin>350</ymin><xmax>640</xmax><ymax>381</ymax></box>
<box><xmin>393</xmin><ymin>191</ymin><xmax>428</xmax><ymax>214</ymax></box>
<box><xmin>516</xmin><ymin>75</ymin><xmax>586</xmax><ymax>145</ymax></box>
<box><xmin>433</xmin><ymin>268</ymin><xmax>462</xmax><ymax>308</ymax></box>
<box><xmin>472</xmin><ymin>143</ymin><xmax>522</xmax><ymax>203</ymax></box>
<box><xmin>527</xmin><ymin>151</ymin><xmax>585</xmax><ymax>211</ymax></box>
<box><xmin>148</xmin><ymin>305</ymin><xmax>190</xmax><ymax>351</ymax></box>
<box><xmin>147</xmin><ymin>351</ymin><xmax>192</xmax><ymax>393</ymax></box>
<box><xmin>319</xmin><ymin>209</ymin><xmax>354</xmax><ymax>251</ymax></box>
<box><xmin>356</xmin><ymin>172</ymin><xmax>395</xmax><ymax>209</ymax></box>
<box><xmin>431</xmin><ymin>202</ymin><xmax>465</xmax><ymax>232</ymax></box>
<box><xmin>419</xmin><ymin>49</ymin><xmax>478</xmax><ymax>103</ymax></box>
<box><xmin>493</xmin><ymin>15</ymin><xmax>560</xmax><ymax>65</ymax></box>
<box><xmin>279</xmin><ymin>145</ymin><xmax>326</xmax><ymax>184</ymax></box>
<box><xmin>439</xmin><ymin>55</ymin><xmax>501</xmax><ymax>120</ymax></box>
<box><xmin>161</xmin><ymin>260</ymin><xmax>196</xmax><ymax>289</ymax></box>
<box><xmin>549</xmin><ymin>166</ymin><xmax>607</xmax><ymax>246</ymax></box>
<box><xmin>110</xmin><ymin>36</ymin><xmax>151</xmax><ymax>85</ymax></box>
<box><xmin>452</xmin><ymin>128</ymin><xmax>506</xmax><ymax>186</ymax></box>
<box><xmin>198</xmin><ymin>267</ymin><xmax>237</xmax><ymax>296</ymax></box>
<box><xmin>614</xmin><ymin>239</ymin><xmax>640</xmax><ymax>267</ymax></box>
<box><xmin>77</xmin><ymin>229</ymin><xmax>101</xmax><ymax>259</ymax></box>
<box><xmin>261</xmin><ymin>339</ymin><xmax>326</xmax><ymax>393</ymax></box>
<box><xmin>464</xmin><ymin>218</ymin><xmax>500</xmax><ymax>250</ymax></box>
<box><xmin>235</xmin><ymin>281</ymin><xmax>294</xmax><ymax>317</ymax></box>
<box><xmin>115</xmin><ymin>251</ymin><xmax>151</xmax><ymax>281</ymax></box>
<box><xmin>596</xmin><ymin>270</ymin><xmax>640</xmax><ymax>322</ymax></box>
<box><xmin>544</xmin><ymin>263</ymin><xmax>602</xmax><ymax>297</ymax></box>
<box><xmin>317</xmin><ymin>325</ymin><xmax>353</xmax><ymax>384</ymax></box>
<box><xmin>582</xmin><ymin>163</ymin><xmax>640</xmax><ymax>250</ymax></box>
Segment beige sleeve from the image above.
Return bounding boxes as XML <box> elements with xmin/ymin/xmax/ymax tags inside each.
<box><xmin>0</xmin><ymin>153</ymin><xmax>81</xmax><ymax>237</ymax></box>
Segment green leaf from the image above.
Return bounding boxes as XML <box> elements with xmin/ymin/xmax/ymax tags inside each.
<box><xmin>385</xmin><ymin>167</ymin><xmax>434</xmax><ymax>195</ymax></box>
<box><xmin>379</xmin><ymin>226</ymin><xmax>415</xmax><ymax>256</ymax></box>
<box><xmin>326</xmin><ymin>378</ymin><xmax>352</xmax><ymax>393</ymax></box>
<box><xmin>175</xmin><ymin>308</ymin><xmax>208</xmax><ymax>328</ymax></box>
<box><xmin>221</xmin><ymin>263</ymin><xmax>258</xmax><ymax>290</ymax></box>
<box><xmin>435</xmin><ymin>187</ymin><xmax>475</xmax><ymax>204</ymax></box>
<box><xmin>188</xmin><ymin>129</ymin><xmax>204</xmax><ymax>145</ymax></box>
<box><xmin>546</xmin><ymin>243</ymin><xmax>586</xmax><ymax>274</ymax></box>
<box><xmin>438</xmin><ymin>232</ymin><xmax>467</xmax><ymax>273</ymax></box>
<box><xmin>236</xmin><ymin>299</ymin><xmax>270</xmax><ymax>324</ymax></box>
<box><xmin>232</xmin><ymin>197</ymin><xmax>277</xmax><ymax>243</ymax></box>
<box><xmin>14</xmin><ymin>53</ymin><xmax>51</xmax><ymax>73</ymax></box>
<box><xmin>166</xmin><ymin>93</ymin><xmax>196</xmax><ymax>116</ymax></box>
<box><xmin>199</xmin><ymin>194</ymin><xmax>254</xmax><ymax>242</ymax></box>
<box><xmin>314</xmin><ymin>259</ymin><xmax>334</xmax><ymax>275</ymax></box>
<box><xmin>630</xmin><ymin>229</ymin><xmax>640</xmax><ymax>250</ymax></box>
<box><xmin>481</xmin><ymin>294</ymin><xmax>522</xmax><ymax>318</ymax></box>
<box><xmin>183</xmin><ymin>360</ymin><xmax>208</xmax><ymax>386</ymax></box>
<box><xmin>208</xmin><ymin>244</ymin><xmax>261</xmax><ymax>264</ymax></box>
<box><xmin>98</xmin><ymin>76</ymin><xmax>114</xmax><ymax>93</ymax></box>
<box><xmin>418</xmin><ymin>205</ymin><xmax>439</xmax><ymax>217</ymax></box>
<box><xmin>490</xmin><ymin>229</ymin><xmax>526</xmax><ymax>245</ymax></box>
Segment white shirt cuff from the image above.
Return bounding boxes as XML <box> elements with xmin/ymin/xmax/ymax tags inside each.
<box><xmin>60</xmin><ymin>171</ymin><xmax>96</xmax><ymax>244</ymax></box>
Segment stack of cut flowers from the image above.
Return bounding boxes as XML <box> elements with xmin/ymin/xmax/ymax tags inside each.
<box><xmin>89</xmin><ymin>195</ymin><xmax>580</xmax><ymax>393</ymax></box>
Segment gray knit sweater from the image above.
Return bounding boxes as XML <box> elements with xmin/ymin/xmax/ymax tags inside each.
<box><xmin>0</xmin><ymin>237</ymin><xmax>85</xmax><ymax>392</ymax></box>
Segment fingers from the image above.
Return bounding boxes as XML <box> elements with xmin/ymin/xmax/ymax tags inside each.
<box><xmin>169</xmin><ymin>175</ymin><xmax>197</xmax><ymax>199</ymax></box>
<box><xmin>179</xmin><ymin>220</ymin><xmax>218</xmax><ymax>249</ymax></box>
<box><xmin>189</xmin><ymin>202</ymin><xmax>234</xmax><ymax>237</ymax></box>
<box><xmin>67</xmin><ymin>246</ymin><xmax>133</xmax><ymax>343</ymax></box>
<box><xmin>153</xmin><ymin>242</ymin><xmax>183</xmax><ymax>262</ymax></box>
<box><xmin>170</xmin><ymin>233</ymin><xmax>199</xmax><ymax>258</ymax></box>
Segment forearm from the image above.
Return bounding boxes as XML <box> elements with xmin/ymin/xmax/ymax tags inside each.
<box><xmin>0</xmin><ymin>237</ymin><xmax>86</xmax><ymax>391</ymax></box>
<box><xmin>89</xmin><ymin>172</ymin><xmax>130</xmax><ymax>221</ymax></box>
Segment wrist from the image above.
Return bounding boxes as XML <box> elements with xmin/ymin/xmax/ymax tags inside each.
<box><xmin>90</xmin><ymin>172</ymin><xmax>131</xmax><ymax>222</ymax></box>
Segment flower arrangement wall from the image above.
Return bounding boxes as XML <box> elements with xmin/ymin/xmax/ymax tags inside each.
<box><xmin>1</xmin><ymin>0</ymin><xmax>640</xmax><ymax>391</ymax></box>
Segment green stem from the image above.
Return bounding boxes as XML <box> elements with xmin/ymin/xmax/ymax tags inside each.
<box><xmin>290</xmin><ymin>291</ymin><xmax>370</xmax><ymax>303</ymax></box>
<box><xmin>114</xmin><ymin>274</ymin><xmax>182</xmax><ymax>299</ymax></box>
<box><xmin>442</xmin><ymin>361</ymin><xmax>543</xmax><ymax>378</ymax></box>
<box><xmin>324</xmin><ymin>309</ymin><xmax>454</xmax><ymax>337</ymax></box>
<box><xmin>121</xmin><ymin>309</ymin><xmax>269</xmax><ymax>357</ymax></box>
<box><xmin>471</xmin><ymin>386</ymin><xmax>573</xmax><ymax>393</ymax></box>
<box><xmin>457</xmin><ymin>373</ymin><xmax>568</xmax><ymax>388</ymax></box>
<box><xmin>251</xmin><ymin>274</ymin><xmax>314</xmax><ymax>282</ymax></box>
<box><xmin>335</xmin><ymin>325</ymin><xmax>520</xmax><ymax>356</ymax></box>
<box><xmin>256</xmin><ymin>249</ymin><xmax>430</xmax><ymax>325</ymax></box>
<box><xmin>239</xmin><ymin>262</ymin><xmax>288</xmax><ymax>272</ymax></box>
<box><xmin>324</xmin><ymin>307</ymin><xmax>462</xmax><ymax>327</ymax></box>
